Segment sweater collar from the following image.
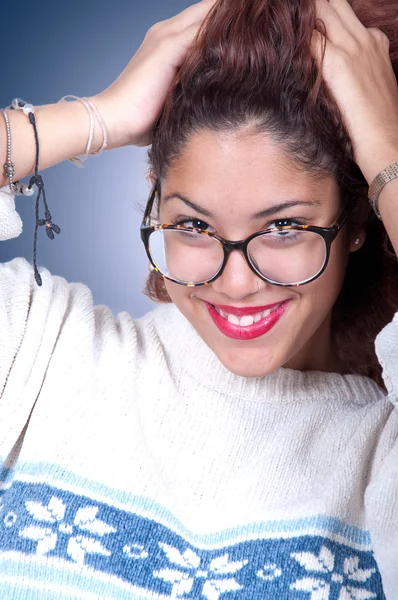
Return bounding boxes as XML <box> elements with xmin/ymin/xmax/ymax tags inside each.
<box><xmin>150</xmin><ymin>302</ymin><xmax>385</xmax><ymax>406</ymax></box>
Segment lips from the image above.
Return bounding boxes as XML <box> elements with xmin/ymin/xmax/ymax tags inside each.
<box><xmin>214</xmin><ymin>303</ymin><xmax>283</xmax><ymax>326</ymax></box>
<box><xmin>212</xmin><ymin>301</ymin><xmax>286</xmax><ymax>317</ymax></box>
<box><xmin>205</xmin><ymin>299</ymin><xmax>291</xmax><ymax>341</ymax></box>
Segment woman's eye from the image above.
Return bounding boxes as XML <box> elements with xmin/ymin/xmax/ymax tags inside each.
<box><xmin>174</xmin><ymin>217</ymin><xmax>214</xmax><ymax>231</ymax></box>
<box><xmin>271</xmin><ymin>218</ymin><xmax>303</xmax><ymax>228</ymax></box>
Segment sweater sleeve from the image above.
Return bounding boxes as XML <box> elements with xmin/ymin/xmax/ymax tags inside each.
<box><xmin>0</xmin><ymin>188</ymin><xmax>141</xmax><ymax>463</ymax></box>
<box><xmin>0</xmin><ymin>250</ymin><xmax>140</xmax><ymax>468</ymax></box>
<box><xmin>0</xmin><ymin>254</ymin><xmax>91</xmax><ymax>456</ymax></box>
<box><xmin>0</xmin><ymin>187</ymin><xmax>23</xmax><ymax>241</ymax></box>
<box><xmin>375</xmin><ymin>311</ymin><xmax>398</xmax><ymax>407</ymax></box>
<box><xmin>0</xmin><ymin>187</ymin><xmax>64</xmax><ymax>452</ymax></box>
<box><xmin>364</xmin><ymin>312</ymin><xmax>398</xmax><ymax>599</ymax></box>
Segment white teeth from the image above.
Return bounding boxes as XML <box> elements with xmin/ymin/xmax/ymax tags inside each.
<box><xmin>240</xmin><ymin>315</ymin><xmax>254</xmax><ymax>327</ymax></box>
<box><xmin>214</xmin><ymin>302</ymin><xmax>284</xmax><ymax>327</ymax></box>
<box><xmin>227</xmin><ymin>314</ymin><xmax>240</xmax><ymax>325</ymax></box>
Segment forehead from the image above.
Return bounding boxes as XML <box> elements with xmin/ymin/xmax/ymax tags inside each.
<box><xmin>163</xmin><ymin>128</ymin><xmax>339</xmax><ymax>209</ymax></box>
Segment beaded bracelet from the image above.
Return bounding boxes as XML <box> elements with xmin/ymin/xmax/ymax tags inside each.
<box><xmin>9</xmin><ymin>98</ymin><xmax>61</xmax><ymax>287</ymax></box>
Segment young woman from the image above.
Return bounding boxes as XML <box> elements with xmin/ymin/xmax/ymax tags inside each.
<box><xmin>1</xmin><ymin>0</ymin><xmax>398</xmax><ymax>597</ymax></box>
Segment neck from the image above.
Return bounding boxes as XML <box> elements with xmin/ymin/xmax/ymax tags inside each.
<box><xmin>284</xmin><ymin>314</ymin><xmax>348</xmax><ymax>375</ymax></box>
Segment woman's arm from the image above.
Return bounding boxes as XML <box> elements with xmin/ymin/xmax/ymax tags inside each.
<box><xmin>0</xmin><ymin>0</ymin><xmax>216</xmax><ymax>189</ymax></box>
<box><xmin>363</xmin><ymin>154</ymin><xmax>398</xmax><ymax>259</ymax></box>
<box><xmin>378</xmin><ymin>179</ymin><xmax>398</xmax><ymax>258</ymax></box>
<box><xmin>312</xmin><ymin>0</ymin><xmax>398</xmax><ymax>258</ymax></box>
<box><xmin>0</xmin><ymin>97</ymin><xmax>115</xmax><ymax>188</ymax></box>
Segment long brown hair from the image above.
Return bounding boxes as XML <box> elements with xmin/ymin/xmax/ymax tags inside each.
<box><xmin>144</xmin><ymin>0</ymin><xmax>398</xmax><ymax>388</ymax></box>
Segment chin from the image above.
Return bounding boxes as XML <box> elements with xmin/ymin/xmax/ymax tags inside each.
<box><xmin>213</xmin><ymin>344</ymin><xmax>281</xmax><ymax>378</ymax></box>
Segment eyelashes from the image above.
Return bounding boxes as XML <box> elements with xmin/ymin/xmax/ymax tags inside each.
<box><xmin>170</xmin><ymin>215</ymin><xmax>307</xmax><ymax>232</ymax></box>
<box><xmin>171</xmin><ymin>216</ymin><xmax>214</xmax><ymax>231</ymax></box>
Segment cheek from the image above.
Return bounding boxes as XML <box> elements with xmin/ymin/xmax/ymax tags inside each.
<box><xmin>164</xmin><ymin>280</ymin><xmax>213</xmax><ymax>340</ymax></box>
<box><xmin>302</xmin><ymin>235</ymin><xmax>350</xmax><ymax>312</ymax></box>
<box><xmin>164</xmin><ymin>280</ymin><xmax>193</xmax><ymax>312</ymax></box>
<box><xmin>328</xmin><ymin>233</ymin><xmax>351</xmax><ymax>289</ymax></box>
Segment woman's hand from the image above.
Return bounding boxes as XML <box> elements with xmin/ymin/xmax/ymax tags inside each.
<box><xmin>92</xmin><ymin>0</ymin><xmax>215</xmax><ymax>149</ymax></box>
<box><xmin>311</xmin><ymin>0</ymin><xmax>398</xmax><ymax>185</ymax></box>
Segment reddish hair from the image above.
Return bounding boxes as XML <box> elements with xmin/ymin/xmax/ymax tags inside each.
<box><xmin>144</xmin><ymin>0</ymin><xmax>398</xmax><ymax>387</ymax></box>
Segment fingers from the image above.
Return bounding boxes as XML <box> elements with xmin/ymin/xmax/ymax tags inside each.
<box><xmin>313</xmin><ymin>0</ymin><xmax>391</xmax><ymax>67</ymax></box>
<box><xmin>168</xmin><ymin>21</ymin><xmax>208</xmax><ymax>68</ymax></box>
<box><xmin>145</xmin><ymin>0</ymin><xmax>217</xmax><ymax>69</ymax></box>
<box><xmin>314</xmin><ymin>0</ymin><xmax>367</xmax><ymax>46</ymax></box>
<box><xmin>311</xmin><ymin>29</ymin><xmax>327</xmax><ymax>69</ymax></box>
<box><xmin>162</xmin><ymin>0</ymin><xmax>217</xmax><ymax>34</ymax></box>
<box><xmin>368</xmin><ymin>27</ymin><xmax>391</xmax><ymax>50</ymax></box>
<box><xmin>326</xmin><ymin>0</ymin><xmax>367</xmax><ymax>36</ymax></box>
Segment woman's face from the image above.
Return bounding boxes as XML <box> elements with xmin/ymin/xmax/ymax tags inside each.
<box><xmin>158</xmin><ymin>128</ymin><xmax>362</xmax><ymax>377</ymax></box>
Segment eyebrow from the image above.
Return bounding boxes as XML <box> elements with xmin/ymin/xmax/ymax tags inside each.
<box><xmin>163</xmin><ymin>193</ymin><xmax>323</xmax><ymax>220</ymax></box>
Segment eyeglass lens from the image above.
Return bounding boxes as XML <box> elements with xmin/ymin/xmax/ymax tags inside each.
<box><xmin>148</xmin><ymin>228</ymin><xmax>327</xmax><ymax>285</ymax></box>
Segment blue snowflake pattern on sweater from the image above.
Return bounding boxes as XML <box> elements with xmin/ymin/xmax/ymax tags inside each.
<box><xmin>0</xmin><ymin>482</ymin><xmax>386</xmax><ymax>599</ymax></box>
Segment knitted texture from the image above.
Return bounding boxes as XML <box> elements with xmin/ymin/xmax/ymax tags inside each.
<box><xmin>0</xmin><ymin>255</ymin><xmax>397</xmax><ymax>599</ymax></box>
<box><xmin>0</xmin><ymin>187</ymin><xmax>23</xmax><ymax>241</ymax></box>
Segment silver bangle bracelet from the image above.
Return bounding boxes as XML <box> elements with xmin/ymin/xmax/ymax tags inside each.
<box><xmin>1</xmin><ymin>108</ymin><xmax>19</xmax><ymax>194</ymax></box>
<box><xmin>1</xmin><ymin>103</ymin><xmax>35</xmax><ymax>197</ymax></box>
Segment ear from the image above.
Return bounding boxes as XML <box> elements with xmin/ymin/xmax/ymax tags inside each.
<box><xmin>348</xmin><ymin>197</ymin><xmax>370</xmax><ymax>253</ymax></box>
<box><xmin>349</xmin><ymin>231</ymin><xmax>366</xmax><ymax>253</ymax></box>
<box><xmin>146</xmin><ymin>170</ymin><xmax>158</xmax><ymax>187</ymax></box>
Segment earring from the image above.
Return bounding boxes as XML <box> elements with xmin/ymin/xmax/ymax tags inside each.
<box><xmin>354</xmin><ymin>238</ymin><xmax>360</xmax><ymax>245</ymax></box>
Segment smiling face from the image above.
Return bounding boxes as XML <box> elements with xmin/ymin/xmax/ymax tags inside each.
<box><xmin>156</xmin><ymin>128</ymin><xmax>362</xmax><ymax>377</ymax></box>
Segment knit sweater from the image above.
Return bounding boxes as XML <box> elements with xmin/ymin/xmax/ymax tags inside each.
<box><xmin>1</xmin><ymin>191</ymin><xmax>398</xmax><ymax>599</ymax></box>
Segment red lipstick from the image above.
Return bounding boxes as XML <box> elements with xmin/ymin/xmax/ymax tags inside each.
<box><xmin>212</xmin><ymin>302</ymin><xmax>284</xmax><ymax>317</ymax></box>
<box><xmin>205</xmin><ymin>300</ymin><xmax>291</xmax><ymax>341</ymax></box>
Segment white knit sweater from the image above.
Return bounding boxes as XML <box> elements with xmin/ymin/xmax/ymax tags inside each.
<box><xmin>0</xmin><ymin>189</ymin><xmax>398</xmax><ymax>599</ymax></box>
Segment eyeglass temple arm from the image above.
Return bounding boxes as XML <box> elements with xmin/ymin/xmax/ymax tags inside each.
<box><xmin>335</xmin><ymin>205</ymin><xmax>351</xmax><ymax>232</ymax></box>
<box><xmin>142</xmin><ymin>182</ymin><xmax>159</xmax><ymax>226</ymax></box>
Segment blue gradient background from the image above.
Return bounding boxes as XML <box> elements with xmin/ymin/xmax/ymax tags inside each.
<box><xmin>1</xmin><ymin>0</ymin><xmax>191</xmax><ymax>317</ymax></box>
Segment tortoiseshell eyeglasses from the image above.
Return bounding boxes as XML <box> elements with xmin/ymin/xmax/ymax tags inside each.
<box><xmin>140</xmin><ymin>182</ymin><xmax>350</xmax><ymax>288</ymax></box>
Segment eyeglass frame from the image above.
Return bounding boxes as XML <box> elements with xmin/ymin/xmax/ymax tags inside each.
<box><xmin>140</xmin><ymin>181</ymin><xmax>350</xmax><ymax>288</ymax></box>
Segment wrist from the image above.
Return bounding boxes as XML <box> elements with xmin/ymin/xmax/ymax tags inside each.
<box><xmin>355</xmin><ymin>143</ymin><xmax>398</xmax><ymax>186</ymax></box>
<box><xmin>89</xmin><ymin>93</ymin><xmax>136</xmax><ymax>151</ymax></box>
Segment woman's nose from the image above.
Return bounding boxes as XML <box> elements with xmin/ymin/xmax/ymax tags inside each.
<box><xmin>211</xmin><ymin>248</ymin><xmax>265</xmax><ymax>299</ymax></box>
